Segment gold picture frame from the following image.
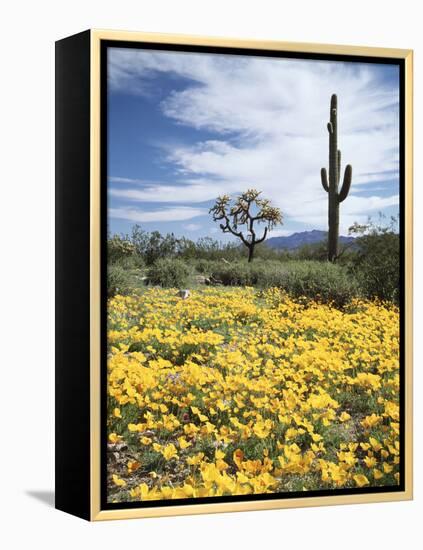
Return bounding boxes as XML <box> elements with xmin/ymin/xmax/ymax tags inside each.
<box><xmin>55</xmin><ymin>29</ymin><xmax>413</xmax><ymax>521</ymax></box>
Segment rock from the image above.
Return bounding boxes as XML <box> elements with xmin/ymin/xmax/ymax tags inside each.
<box><xmin>177</xmin><ymin>289</ymin><xmax>191</xmax><ymax>299</ymax></box>
<box><xmin>140</xmin><ymin>430</ymin><xmax>155</xmax><ymax>437</ymax></box>
<box><xmin>108</xmin><ymin>452</ymin><xmax>120</xmax><ymax>464</ymax></box>
<box><xmin>107</xmin><ymin>442</ymin><xmax>128</xmax><ymax>452</ymax></box>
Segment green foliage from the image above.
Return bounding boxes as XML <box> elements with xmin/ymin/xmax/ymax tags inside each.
<box><xmin>107</xmin><ymin>264</ymin><xmax>133</xmax><ymax>298</ymax></box>
<box><xmin>148</xmin><ymin>258</ymin><xmax>192</xmax><ymax>288</ymax></box>
<box><xmin>108</xmin><ymin>228</ymin><xmax>292</xmax><ymax>268</ymax></box>
<box><xmin>179</xmin><ymin>236</ymin><xmax>243</xmax><ymax>261</ymax></box>
<box><xmin>210</xmin><ymin>260</ymin><xmax>361</xmax><ymax>308</ymax></box>
<box><xmin>106</xmin><ymin>218</ymin><xmax>399</xmax><ymax>305</ymax></box>
<box><xmin>348</xmin><ymin>216</ymin><xmax>400</xmax><ymax>303</ymax></box>
<box><xmin>210</xmin><ymin>262</ymin><xmax>258</xmax><ymax>286</ymax></box>
<box><xmin>254</xmin><ymin>243</ymin><xmax>292</xmax><ymax>261</ymax></box>
<box><xmin>294</xmin><ymin>240</ymin><xmax>329</xmax><ymax>261</ymax></box>
<box><xmin>131</xmin><ymin>225</ymin><xmax>181</xmax><ymax>265</ymax></box>
<box><xmin>190</xmin><ymin>258</ymin><xmax>214</xmax><ymax>274</ymax></box>
<box><xmin>272</xmin><ymin>261</ymin><xmax>360</xmax><ymax>308</ymax></box>
<box><xmin>117</xmin><ymin>254</ymin><xmax>145</xmax><ymax>270</ymax></box>
<box><xmin>107</xmin><ymin>234</ymin><xmax>136</xmax><ymax>264</ymax></box>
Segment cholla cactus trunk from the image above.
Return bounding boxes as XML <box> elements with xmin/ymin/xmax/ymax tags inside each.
<box><xmin>248</xmin><ymin>245</ymin><xmax>254</xmax><ymax>263</ymax></box>
<box><xmin>321</xmin><ymin>94</ymin><xmax>352</xmax><ymax>262</ymax></box>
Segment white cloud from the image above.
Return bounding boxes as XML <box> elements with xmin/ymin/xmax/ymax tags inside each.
<box><xmin>291</xmin><ymin>193</ymin><xmax>399</xmax><ymax>234</ymax></box>
<box><xmin>109</xmin><ymin>181</ymin><xmax>223</xmax><ymax>204</ymax></box>
<box><xmin>109</xmin><ymin>48</ymin><xmax>400</xmax><ymax>232</ymax></box>
<box><xmin>183</xmin><ymin>223</ymin><xmax>202</xmax><ymax>232</ymax></box>
<box><xmin>109</xmin><ymin>206</ymin><xmax>205</xmax><ymax>223</ymax></box>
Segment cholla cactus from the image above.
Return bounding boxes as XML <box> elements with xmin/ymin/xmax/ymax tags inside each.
<box><xmin>321</xmin><ymin>94</ymin><xmax>352</xmax><ymax>262</ymax></box>
<box><xmin>209</xmin><ymin>189</ymin><xmax>283</xmax><ymax>262</ymax></box>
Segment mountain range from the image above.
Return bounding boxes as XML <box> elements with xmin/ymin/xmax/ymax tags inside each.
<box><xmin>265</xmin><ymin>229</ymin><xmax>355</xmax><ymax>250</ymax></box>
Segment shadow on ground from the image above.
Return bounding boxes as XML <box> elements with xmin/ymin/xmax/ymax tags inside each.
<box><xmin>26</xmin><ymin>490</ymin><xmax>55</xmax><ymax>507</ymax></box>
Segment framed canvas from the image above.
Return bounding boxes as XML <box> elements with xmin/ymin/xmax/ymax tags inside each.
<box><xmin>55</xmin><ymin>29</ymin><xmax>413</xmax><ymax>521</ymax></box>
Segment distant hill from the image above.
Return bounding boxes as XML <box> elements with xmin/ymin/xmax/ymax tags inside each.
<box><xmin>265</xmin><ymin>230</ymin><xmax>355</xmax><ymax>250</ymax></box>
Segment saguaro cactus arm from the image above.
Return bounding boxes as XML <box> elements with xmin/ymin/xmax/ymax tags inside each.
<box><xmin>320</xmin><ymin>168</ymin><xmax>329</xmax><ymax>192</ymax></box>
<box><xmin>339</xmin><ymin>164</ymin><xmax>352</xmax><ymax>202</ymax></box>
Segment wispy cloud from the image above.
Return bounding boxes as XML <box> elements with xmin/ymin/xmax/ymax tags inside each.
<box><xmin>183</xmin><ymin>223</ymin><xmax>202</xmax><ymax>232</ymax></box>
<box><xmin>108</xmin><ymin>48</ymin><xmax>399</xmax><ymax>234</ymax></box>
<box><xmin>109</xmin><ymin>181</ymin><xmax>222</xmax><ymax>204</ymax></box>
<box><xmin>109</xmin><ymin>206</ymin><xmax>206</xmax><ymax>223</ymax></box>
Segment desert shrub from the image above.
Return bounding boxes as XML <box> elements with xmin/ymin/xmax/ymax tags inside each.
<box><xmin>117</xmin><ymin>254</ymin><xmax>145</xmax><ymax>270</ymax></box>
<box><xmin>107</xmin><ymin>234</ymin><xmax>136</xmax><ymax>264</ymax></box>
<box><xmin>196</xmin><ymin>260</ymin><xmax>210</xmax><ymax>274</ymax></box>
<box><xmin>211</xmin><ymin>260</ymin><xmax>361</xmax><ymax>307</ymax></box>
<box><xmin>253</xmin><ymin>243</ymin><xmax>292</xmax><ymax>261</ymax></box>
<box><xmin>276</xmin><ymin>261</ymin><xmax>361</xmax><ymax>308</ymax></box>
<box><xmin>179</xmin><ymin>236</ymin><xmax>243</xmax><ymax>261</ymax></box>
<box><xmin>148</xmin><ymin>258</ymin><xmax>192</xmax><ymax>288</ymax></box>
<box><xmin>211</xmin><ymin>262</ymin><xmax>259</xmax><ymax>286</ymax></box>
<box><xmin>131</xmin><ymin>226</ymin><xmax>181</xmax><ymax>265</ymax></box>
<box><xmin>294</xmin><ymin>241</ymin><xmax>328</xmax><ymax>261</ymax></box>
<box><xmin>211</xmin><ymin>261</ymin><xmax>284</xmax><ymax>287</ymax></box>
<box><xmin>348</xmin><ymin>231</ymin><xmax>399</xmax><ymax>303</ymax></box>
<box><xmin>107</xmin><ymin>264</ymin><xmax>133</xmax><ymax>298</ymax></box>
<box><xmin>190</xmin><ymin>258</ymin><xmax>214</xmax><ymax>274</ymax></box>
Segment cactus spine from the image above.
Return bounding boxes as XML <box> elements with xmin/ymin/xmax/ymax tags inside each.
<box><xmin>321</xmin><ymin>94</ymin><xmax>352</xmax><ymax>262</ymax></box>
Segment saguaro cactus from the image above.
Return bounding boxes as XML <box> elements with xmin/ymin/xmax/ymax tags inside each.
<box><xmin>321</xmin><ymin>94</ymin><xmax>352</xmax><ymax>262</ymax></box>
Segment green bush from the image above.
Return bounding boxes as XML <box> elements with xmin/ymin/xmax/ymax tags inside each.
<box><xmin>210</xmin><ymin>262</ymin><xmax>256</xmax><ymax>286</ymax></box>
<box><xmin>107</xmin><ymin>264</ymin><xmax>133</xmax><ymax>298</ymax></box>
<box><xmin>211</xmin><ymin>261</ymin><xmax>282</xmax><ymax>286</ymax></box>
<box><xmin>191</xmin><ymin>258</ymin><xmax>213</xmax><ymax>274</ymax></box>
<box><xmin>148</xmin><ymin>258</ymin><xmax>192</xmax><ymax>288</ymax></box>
<box><xmin>276</xmin><ymin>261</ymin><xmax>361</xmax><ymax>307</ymax></box>
<box><xmin>348</xmin><ymin>232</ymin><xmax>399</xmax><ymax>303</ymax></box>
<box><xmin>107</xmin><ymin>234</ymin><xmax>135</xmax><ymax>264</ymax></box>
<box><xmin>211</xmin><ymin>260</ymin><xmax>361</xmax><ymax>307</ymax></box>
<box><xmin>117</xmin><ymin>254</ymin><xmax>145</xmax><ymax>270</ymax></box>
<box><xmin>131</xmin><ymin>226</ymin><xmax>182</xmax><ymax>265</ymax></box>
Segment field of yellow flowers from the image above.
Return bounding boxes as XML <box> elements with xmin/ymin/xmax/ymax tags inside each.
<box><xmin>107</xmin><ymin>287</ymin><xmax>400</xmax><ymax>502</ymax></box>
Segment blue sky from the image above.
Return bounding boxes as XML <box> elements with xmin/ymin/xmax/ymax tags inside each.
<box><xmin>107</xmin><ymin>47</ymin><xmax>400</xmax><ymax>240</ymax></box>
